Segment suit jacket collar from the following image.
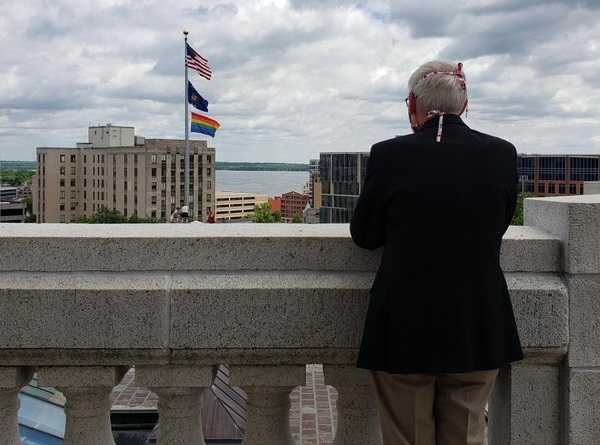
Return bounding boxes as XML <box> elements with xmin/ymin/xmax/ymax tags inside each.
<box><xmin>420</xmin><ymin>114</ymin><xmax>468</xmax><ymax>130</ymax></box>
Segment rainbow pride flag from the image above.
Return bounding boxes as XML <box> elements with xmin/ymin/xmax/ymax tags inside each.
<box><xmin>191</xmin><ymin>112</ymin><xmax>220</xmax><ymax>137</ymax></box>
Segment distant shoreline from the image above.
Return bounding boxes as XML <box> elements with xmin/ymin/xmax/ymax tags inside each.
<box><xmin>0</xmin><ymin>160</ymin><xmax>309</xmax><ymax>172</ymax></box>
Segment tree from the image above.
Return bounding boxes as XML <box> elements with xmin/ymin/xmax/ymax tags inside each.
<box><xmin>76</xmin><ymin>207</ymin><xmax>161</xmax><ymax>223</ymax></box>
<box><xmin>0</xmin><ymin>170</ymin><xmax>35</xmax><ymax>186</ymax></box>
<box><xmin>127</xmin><ymin>214</ymin><xmax>159</xmax><ymax>223</ymax></box>
<box><xmin>291</xmin><ymin>212</ymin><xmax>303</xmax><ymax>223</ymax></box>
<box><xmin>76</xmin><ymin>207</ymin><xmax>127</xmax><ymax>223</ymax></box>
<box><xmin>251</xmin><ymin>202</ymin><xmax>282</xmax><ymax>223</ymax></box>
<box><xmin>511</xmin><ymin>193</ymin><xmax>531</xmax><ymax>226</ymax></box>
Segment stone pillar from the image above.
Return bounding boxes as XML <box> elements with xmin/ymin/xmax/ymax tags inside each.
<box><xmin>0</xmin><ymin>367</ymin><xmax>33</xmax><ymax>445</ymax></box>
<box><xmin>525</xmin><ymin>195</ymin><xmax>600</xmax><ymax>444</ymax></box>
<box><xmin>230</xmin><ymin>365</ymin><xmax>305</xmax><ymax>445</ymax></box>
<box><xmin>488</xmin><ymin>363</ymin><xmax>561</xmax><ymax>445</ymax></box>
<box><xmin>135</xmin><ymin>365</ymin><xmax>213</xmax><ymax>445</ymax></box>
<box><xmin>38</xmin><ymin>366</ymin><xmax>126</xmax><ymax>445</ymax></box>
<box><xmin>324</xmin><ymin>365</ymin><xmax>382</xmax><ymax>445</ymax></box>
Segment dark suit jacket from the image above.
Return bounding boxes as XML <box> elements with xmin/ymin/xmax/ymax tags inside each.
<box><xmin>350</xmin><ymin>114</ymin><xmax>524</xmax><ymax>374</ymax></box>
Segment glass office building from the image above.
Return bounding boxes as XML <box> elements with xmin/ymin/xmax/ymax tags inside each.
<box><xmin>517</xmin><ymin>154</ymin><xmax>600</xmax><ymax>195</ymax></box>
<box><xmin>318</xmin><ymin>152</ymin><xmax>600</xmax><ymax>224</ymax></box>
<box><xmin>319</xmin><ymin>152</ymin><xmax>369</xmax><ymax>223</ymax></box>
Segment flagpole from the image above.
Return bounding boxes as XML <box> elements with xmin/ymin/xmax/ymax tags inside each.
<box><xmin>183</xmin><ymin>30</ymin><xmax>190</xmax><ymax>219</ymax></box>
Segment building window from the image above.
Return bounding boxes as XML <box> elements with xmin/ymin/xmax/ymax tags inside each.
<box><xmin>84</xmin><ymin>179</ymin><xmax>87</xmax><ymax>187</ymax></box>
<box><xmin>83</xmin><ymin>203</ymin><xmax>87</xmax><ymax>211</ymax></box>
<box><xmin>60</xmin><ymin>167</ymin><xmax>65</xmax><ymax>175</ymax></box>
<box><xmin>124</xmin><ymin>168</ymin><xmax>128</xmax><ymax>177</ymax></box>
<box><xmin>101</xmin><ymin>192</ymin><xmax>105</xmax><ymax>200</ymax></box>
<box><xmin>559</xmin><ymin>184</ymin><xmax>566</xmax><ymax>194</ymax></box>
<box><xmin>134</xmin><ymin>168</ymin><xmax>138</xmax><ymax>177</ymax></box>
<box><xmin>151</xmin><ymin>154</ymin><xmax>157</xmax><ymax>163</ymax></box>
<box><xmin>70</xmin><ymin>203</ymin><xmax>76</xmax><ymax>211</ymax></box>
<box><xmin>71</xmin><ymin>179</ymin><xmax>76</xmax><ymax>187</ymax></box>
<box><xmin>60</xmin><ymin>179</ymin><xmax>65</xmax><ymax>187</ymax></box>
<box><xmin>124</xmin><ymin>181</ymin><xmax>128</xmax><ymax>190</ymax></box>
<box><xmin>548</xmin><ymin>183</ymin><xmax>555</xmax><ymax>194</ymax></box>
<box><xmin>84</xmin><ymin>155</ymin><xmax>87</xmax><ymax>163</ymax></box>
<box><xmin>84</xmin><ymin>191</ymin><xmax>87</xmax><ymax>199</ymax></box>
<box><xmin>70</xmin><ymin>155</ymin><xmax>76</xmax><ymax>163</ymax></box>
<box><xmin>102</xmin><ymin>155</ymin><xmax>105</xmax><ymax>163</ymax></box>
<box><xmin>162</xmin><ymin>155</ymin><xmax>167</xmax><ymax>161</ymax></box>
<box><xmin>70</xmin><ymin>167</ymin><xmax>76</xmax><ymax>175</ymax></box>
<box><xmin>207</xmin><ymin>194</ymin><xmax>212</xmax><ymax>202</ymax></box>
<box><xmin>60</xmin><ymin>191</ymin><xmax>65</xmax><ymax>200</ymax></box>
<box><xmin>151</xmin><ymin>195</ymin><xmax>157</xmax><ymax>205</ymax></box>
<box><xmin>123</xmin><ymin>208</ymin><xmax>128</xmax><ymax>217</ymax></box>
<box><xmin>207</xmin><ymin>168</ymin><xmax>211</xmax><ymax>176</ymax></box>
<box><xmin>152</xmin><ymin>182</ymin><xmax>158</xmax><ymax>192</ymax></box>
<box><xmin>83</xmin><ymin>166</ymin><xmax>87</xmax><ymax>175</ymax></box>
<box><xmin>152</xmin><ymin>168</ymin><xmax>157</xmax><ymax>177</ymax></box>
<box><xmin>101</xmin><ymin>167</ymin><xmax>104</xmax><ymax>175</ymax></box>
<box><xmin>70</xmin><ymin>190</ymin><xmax>76</xmax><ymax>199</ymax></box>
<box><xmin>124</xmin><ymin>195</ymin><xmax>128</xmax><ymax>204</ymax></box>
<box><xmin>60</xmin><ymin>204</ymin><xmax>65</xmax><ymax>211</ymax></box>
<box><xmin>207</xmin><ymin>155</ymin><xmax>211</xmax><ymax>163</ymax></box>
<box><xmin>570</xmin><ymin>184</ymin><xmax>577</xmax><ymax>194</ymax></box>
<box><xmin>151</xmin><ymin>210</ymin><xmax>157</xmax><ymax>218</ymax></box>
<box><xmin>60</xmin><ymin>154</ymin><xmax>66</xmax><ymax>163</ymax></box>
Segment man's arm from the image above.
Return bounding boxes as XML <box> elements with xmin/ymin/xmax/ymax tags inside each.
<box><xmin>350</xmin><ymin>144</ymin><xmax>386</xmax><ymax>250</ymax></box>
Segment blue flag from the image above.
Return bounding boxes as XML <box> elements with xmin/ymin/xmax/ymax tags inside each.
<box><xmin>188</xmin><ymin>81</ymin><xmax>209</xmax><ymax>112</ymax></box>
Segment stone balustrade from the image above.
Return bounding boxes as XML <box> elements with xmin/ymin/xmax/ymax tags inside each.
<box><xmin>0</xmin><ymin>195</ymin><xmax>599</xmax><ymax>445</ymax></box>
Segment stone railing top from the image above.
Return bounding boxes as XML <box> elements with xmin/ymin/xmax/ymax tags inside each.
<box><xmin>0</xmin><ymin>223</ymin><xmax>560</xmax><ymax>272</ymax></box>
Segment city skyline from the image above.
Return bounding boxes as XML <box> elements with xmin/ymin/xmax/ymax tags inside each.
<box><xmin>1</xmin><ymin>0</ymin><xmax>600</xmax><ymax>162</ymax></box>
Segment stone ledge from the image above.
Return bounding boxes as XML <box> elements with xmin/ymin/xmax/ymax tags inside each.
<box><xmin>0</xmin><ymin>271</ymin><xmax>567</xmax><ymax>365</ymax></box>
<box><xmin>0</xmin><ymin>224</ymin><xmax>559</xmax><ymax>272</ymax></box>
<box><xmin>525</xmin><ymin>195</ymin><xmax>600</xmax><ymax>274</ymax></box>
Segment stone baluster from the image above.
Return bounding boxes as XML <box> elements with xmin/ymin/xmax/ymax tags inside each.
<box><xmin>135</xmin><ymin>365</ymin><xmax>213</xmax><ymax>445</ymax></box>
<box><xmin>37</xmin><ymin>366</ymin><xmax>127</xmax><ymax>445</ymax></box>
<box><xmin>324</xmin><ymin>365</ymin><xmax>382</xmax><ymax>445</ymax></box>
<box><xmin>0</xmin><ymin>367</ymin><xmax>33</xmax><ymax>445</ymax></box>
<box><xmin>230</xmin><ymin>365</ymin><xmax>305</xmax><ymax>445</ymax></box>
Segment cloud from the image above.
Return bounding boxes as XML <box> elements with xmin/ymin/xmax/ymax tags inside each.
<box><xmin>0</xmin><ymin>0</ymin><xmax>600</xmax><ymax>162</ymax></box>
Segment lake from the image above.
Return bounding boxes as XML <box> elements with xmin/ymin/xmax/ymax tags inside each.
<box><xmin>216</xmin><ymin>170</ymin><xmax>309</xmax><ymax>197</ymax></box>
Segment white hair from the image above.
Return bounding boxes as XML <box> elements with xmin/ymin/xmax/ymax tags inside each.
<box><xmin>407</xmin><ymin>60</ymin><xmax>467</xmax><ymax>115</ymax></box>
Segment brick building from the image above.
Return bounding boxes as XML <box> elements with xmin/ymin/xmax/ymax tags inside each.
<box><xmin>280</xmin><ymin>191</ymin><xmax>310</xmax><ymax>221</ymax></box>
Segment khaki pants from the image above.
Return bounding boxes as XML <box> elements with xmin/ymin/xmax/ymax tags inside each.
<box><xmin>371</xmin><ymin>369</ymin><xmax>498</xmax><ymax>445</ymax></box>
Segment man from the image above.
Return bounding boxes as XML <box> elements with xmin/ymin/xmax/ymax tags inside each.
<box><xmin>350</xmin><ymin>60</ymin><xmax>523</xmax><ymax>445</ymax></box>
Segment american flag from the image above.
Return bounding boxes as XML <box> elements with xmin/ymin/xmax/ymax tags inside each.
<box><xmin>186</xmin><ymin>43</ymin><xmax>212</xmax><ymax>80</ymax></box>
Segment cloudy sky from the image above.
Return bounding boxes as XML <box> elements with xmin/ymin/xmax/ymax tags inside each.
<box><xmin>1</xmin><ymin>0</ymin><xmax>599</xmax><ymax>162</ymax></box>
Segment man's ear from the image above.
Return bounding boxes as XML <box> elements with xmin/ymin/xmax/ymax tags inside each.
<box><xmin>408</xmin><ymin>92</ymin><xmax>417</xmax><ymax>114</ymax></box>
